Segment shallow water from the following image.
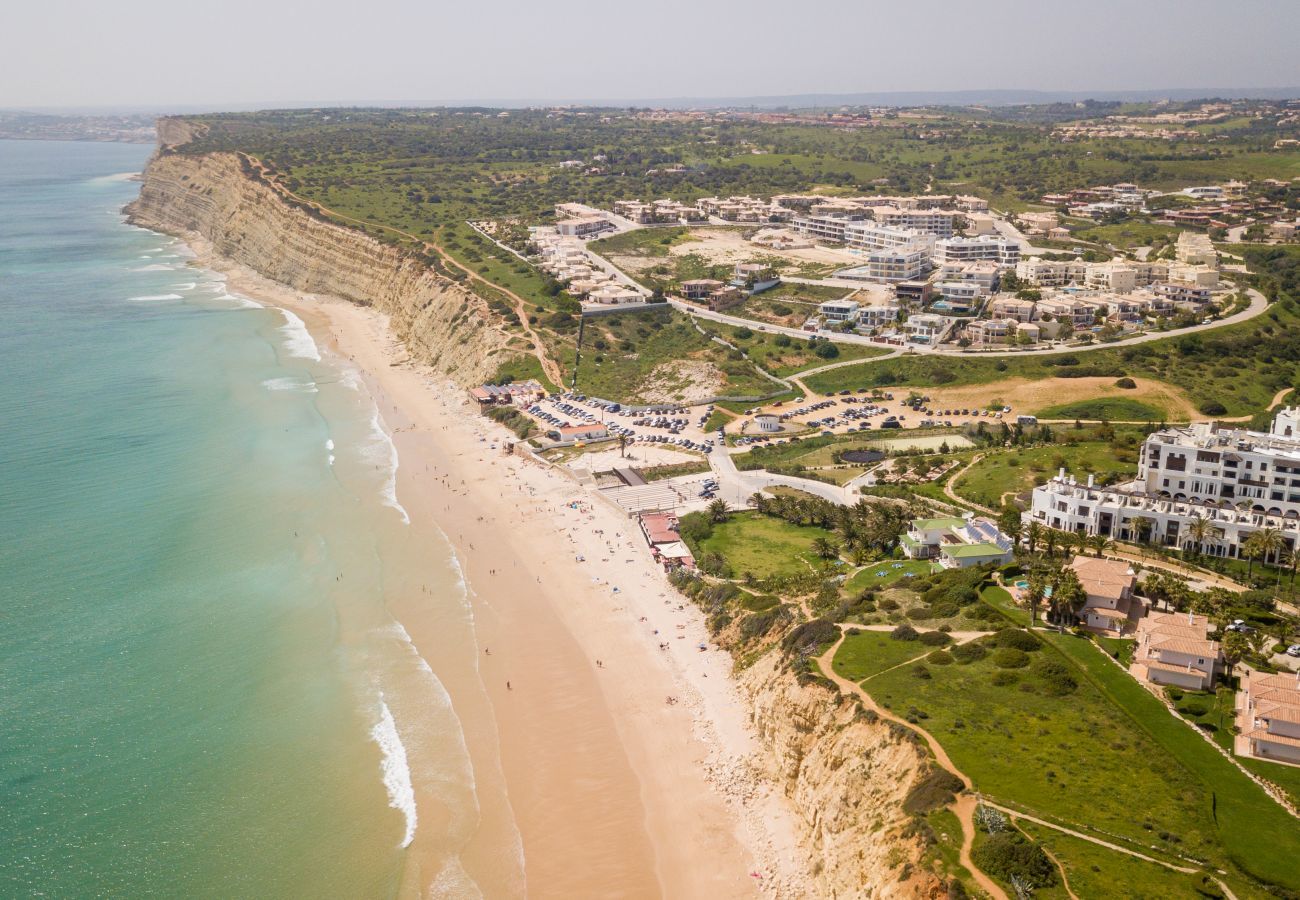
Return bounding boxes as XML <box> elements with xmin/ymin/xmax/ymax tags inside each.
<box><xmin>0</xmin><ymin>140</ymin><xmax>489</xmax><ymax>897</ymax></box>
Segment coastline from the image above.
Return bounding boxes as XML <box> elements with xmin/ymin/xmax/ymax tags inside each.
<box><xmin>182</xmin><ymin>239</ymin><xmax>806</xmax><ymax>897</ymax></box>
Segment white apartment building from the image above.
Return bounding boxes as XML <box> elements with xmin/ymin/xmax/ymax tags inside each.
<box><xmin>862</xmin><ymin>244</ymin><xmax>933</xmax><ymax>282</ymax></box>
<box><xmin>856</xmin><ymin>302</ymin><xmax>902</xmax><ymax>329</ymax></box>
<box><xmin>937</xmin><ymin>261</ymin><xmax>1000</xmax><ymax>292</ymax></box>
<box><xmin>1029</xmin><ymin>412</ymin><xmax>1300</xmax><ymax>558</ymax></box>
<box><xmin>844</xmin><ymin>222</ymin><xmax>936</xmax><ymax>254</ymax></box>
<box><xmin>791</xmin><ymin>213</ymin><xmax>864</xmax><ymax>243</ymax></box>
<box><xmin>875</xmin><ymin>207</ymin><xmax>958</xmax><ymax>237</ymax></box>
<box><xmin>818</xmin><ymin>299</ymin><xmax>861</xmax><ymax>324</ymax></box>
<box><xmin>933</xmin><ymin>235</ymin><xmax>1020</xmax><ymax>269</ymax></box>
<box><xmin>903</xmin><ymin>313</ymin><xmax>947</xmax><ymax>343</ymax></box>
<box><xmin>1036</xmin><ymin>296</ymin><xmax>1100</xmax><ymax>328</ymax></box>
<box><xmin>987</xmin><ymin>297</ymin><xmax>1037</xmax><ymax>322</ymax></box>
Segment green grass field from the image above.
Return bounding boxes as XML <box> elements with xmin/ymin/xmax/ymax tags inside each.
<box><xmin>830</xmin><ymin>628</ymin><xmax>935</xmax><ymax>682</ymax></box>
<box><xmin>841</xmin><ymin>560</ymin><xmax>935</xmax><ymax>594</ymax></box>
<box><xmin>1015</xmin><ymin>822</ymin><xmax>1208</xmax><ymax>900</ymax></box>
<box><xmin>697</xmin><ymin>511</ymin><xmax>833</xmax><ymax>579</ymax></box>
<box><xmin>951</xmin><ymin>443</ymin><xmax>1137</xmax><ymax>509</ymax></box>
<box><xmin>868</xmin><ymin>633</ymin><xmax>1224</xmax><ymax>866</ymax></box>
<box><xmin>1044</xmin><ymin>632</ymin><xmax>1300</xmax><ymax>890</ymax></box>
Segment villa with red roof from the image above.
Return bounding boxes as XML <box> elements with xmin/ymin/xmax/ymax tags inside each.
<box><xmin>1239</xmin><ymin>670</ymin><xmax>1300</xmax><ymax>765</ymax></box>
<box><xmin>1069</xmin><ymin>556</ymin><xmax>1140</xmax><ymax>634</ymax></box>
<box><xmin>1131</xmin><ymin>611</ymin><xmax>1223</xmax><ymax>691</ymax></box>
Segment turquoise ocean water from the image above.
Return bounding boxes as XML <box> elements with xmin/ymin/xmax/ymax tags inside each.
<box><xmin>0</xmin><ymin>140</ymin><xmax>491</xmax><ymax>897</ymax></box>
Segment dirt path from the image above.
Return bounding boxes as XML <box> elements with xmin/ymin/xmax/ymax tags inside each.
<box><xmin>989</xmin><ymin>801</ymin><xmax>1198</xmax><ymax>873</ymax></box>
<box><xmin>817</xmin><ymin>632</ymin><xmax>1008</xmax><ymax>900</ymax></box>
<box><xmin>245</xmin><ymin>155</ymin><xmax>565</xmax><ymax>387</ymax></box>
<box><xmin>943</xmin><ymin>454</ymin><xmax>994</xmax><ymax>512</ymax></box>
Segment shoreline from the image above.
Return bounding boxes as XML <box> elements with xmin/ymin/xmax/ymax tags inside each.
<box><xmin>182</xmin><ymin>239</ymin><xmax>806</xmax><ymax>897</ymax></box>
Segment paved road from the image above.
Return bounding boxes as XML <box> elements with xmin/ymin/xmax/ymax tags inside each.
<box><xmin>708</xmin><ymin>447</ymin><xmax>855</xmax><ymax>507</ymax></box>
<box><xmin>670</xmin><ymin>288</ymin><xmax>1268</xmax><ymax>362</ymax></box>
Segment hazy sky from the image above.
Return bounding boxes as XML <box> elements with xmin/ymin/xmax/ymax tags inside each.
<box><xmin>5</xmin><ymin>0</ymin><xmax>1300</xmax><ymax>109</ymax></box>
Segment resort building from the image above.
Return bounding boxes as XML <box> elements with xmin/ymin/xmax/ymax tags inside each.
<box><xmin>987</xmin><ymin>297</ymin><xmax>1037</xmax><ymax>322</ymax></box>
<box><xmin>556</xmin><ymin>215</ymin><xmax>614</xmax><ymax>238</ymax></box>
<box><xmin>1069</xmin><ymin>555</ymin><xmax>1140</xmax><ymax>634</ymax></box>
<box><xmin>1028</xmin><ymin>410</ymin><xmax>1300</xmax><ymax>560</ymax></box>
<box><xmin>874</xmin><ymin>207</ymin><xmax>958</xmax><ymax>237</ymax></box>
<box><xmin>901</xmin><ymin>516</ymin><xmax>1014</xmax><ymax>568</ymax></box>
<box><xmin>933</xmin><ymin>235</ymin><xmax>1020</xmax><ymax>269</ymax></box>
<box><xmin>818</xmin><ymin>299</ymin><xmax>861</xmax><ymax>324</ymax></box>
<box><xmin>902</xmin><ymin>313</ymin><xmax>947</xmax><ymax>344</ymax></box>
<box><xmin>731</xmin><ymin>263</ymin><xmax>780</xmax><ymax>294</ymax></box>
<box><xmin>844</xmin><ymin>222</ymin><xmax>936</xmax><ymax>254</ymax></box>
<box><xmin>965</xmin><ymin>318</ymin><xmax>1016</xmax><ymax>346</ymax></box>
<box><xmin>1176</xmin><ymin>231</ymin><xmax>1218</xmax><ymax>265</ymax></box>
<box><xmin>1240</xmin><ymin>671</ymin><xmax>1300</xmax><ymax>764</ymax></box>
<box><xmin>1132</xmin><ymin>611</ymin><xmax>1223</xmax><ymax>690</ymax></box>
<box><xmin>856</xmin><ymin>301</ymin><xmax>902</xmax><ymax>329</ymax></box>
<box><xmin>679</xmin><ymin>279</ymin><xmax>725</xmax><ymax>302</ymax></box>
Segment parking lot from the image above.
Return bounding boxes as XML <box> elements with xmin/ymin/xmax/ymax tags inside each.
<box><xmin>524</xmin><ymin>393</ymin><xmax>720</xmax><ymax>454</ymax></box>
<box><xmin>731</xmin><ymin>390</ymin><xmax>1021</xmax><ymax>446</ymax></box>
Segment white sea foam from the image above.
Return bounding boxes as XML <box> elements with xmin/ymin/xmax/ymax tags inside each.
<box><xmin>363</xmin><ymin>409</ymin><xmax>409</xmax><ymax>524</ymax></box>
<box><xmin>262</xmin><ymin>376</ymin><xmax>318</xmax><ymax>394</ymax></box>
<box><xmin>277</xmin><ymin>308</ymin><xmax>321</xmax><ymax>362</ymax></box>
<box><xmin>371</xmin><ymin>697</ymin><xmax>418</xmax><ymax>849</ymax></box>
<box><xmin>131</xmin><ymin>263</ymin><xmax>178</xmax><ymax>272</ymax></box>
<box><xmin>171</xmin><ymin>282</ymin><xmax>197</xmax><ymax>291</ymax></box>
<box><xmin>128</xmin><ymin>293</ymin><xmax>183</xmax><ymax>302</ymax></box>
<box><xmin>329</xmin><ymin>454</ymin><xmax>336</xmax><ymax>466</ymax></box>
<box><xmin>221</xmin><ymin>292</ymin><xmax>263</xmax><ymax>310</ymax></box>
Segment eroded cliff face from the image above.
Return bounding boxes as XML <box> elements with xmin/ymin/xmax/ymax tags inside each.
<box><xmin>740</xmin><ymin>653</ymin><xmax>941</xmax><ymax>899</ymax></box>
<box><xmin>126</xmin><ymin>149</ymin><xmax>514</xmax><ymax>385</ymax></box>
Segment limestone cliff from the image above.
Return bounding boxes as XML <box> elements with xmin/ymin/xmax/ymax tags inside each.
<box><xmin>126</xmin><ymin>143</ymin><xmax>514</xmax><ymax>385</ymax></box>
<box><xmin>740</xmin><ymin>654</ymin><xmax>943</xmax><ymax>899</ymax></box>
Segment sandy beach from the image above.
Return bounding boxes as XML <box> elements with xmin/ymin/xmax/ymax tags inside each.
<box><xmin>195</xmin><ymin>248</ymin><xmax>805</xmax><ymax>898</ymax></box>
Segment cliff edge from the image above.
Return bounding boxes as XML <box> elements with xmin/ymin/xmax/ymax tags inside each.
<box><xmin>126</xmin><ymin>139</ymin><xmax>514</xmax><ymax>385</ymax></box>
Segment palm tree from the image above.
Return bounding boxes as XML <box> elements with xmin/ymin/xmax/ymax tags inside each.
<box><xmin>749</xmin><ymin>492</ymin><xmax>768</xmax><ymax>514</ymax></box>
<box><xmin>617</xmin><ymin>433</ymin><xmax>629</xmax><ymax>459</ymax></box>
<box><xmin>811</xmin><ymin>536</ymin><xmax>840</xmax><ymax>561</ymax></box>
<box><xmin>1025</xmin><ymin>570</ymin><xmax>1047</xmax><ymax>626</ymax></box>
<box><xmin>1255</xmin><ymin>527</ymin><xmax>1284</xmax><ymax>568</ymax></box>
<box><xmin>1054</xmin><ymin>568</ymin><xmax>1087</xmax><ymax>626</ymax></box>
<box><xmin>1043</xmin><ymin>529</ymin><xmax>1059</xmax><ymax>559</ymax></box>
<box><xmin>1185</xmin><ymin>514</ymin><xmax>1213</xmax><ymax>559</ymax></box>
<box><xmin>1022</xmin><ymin>521</ymin><xmax>1042</xmax><ymax>555</ymax></box>
<box><xmin>706</xmin><ymin>498</ymin><xmax>731</xmax><ymax>524</ymax></box>
<box><xmin>1131</xmin><ymin>516</ymin><xmax>1154</xmax><ymax>547</ymax></box>
<box><xmin>1087</xmin><ymin>533</ymin><xmax>1113</xmax><ymax>558</ymax></box>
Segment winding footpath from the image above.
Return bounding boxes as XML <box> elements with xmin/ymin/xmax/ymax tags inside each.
<box><xmin>816</xmin><ymin>631</ymin><xmax>1009</xmax><ymax>900</ymax></box>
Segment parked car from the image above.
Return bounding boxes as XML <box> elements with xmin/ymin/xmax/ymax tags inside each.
<box><xmin>1287</xmin><ymin>644</ymin><xmax>1300</xmax><ymax>658</ymax></box>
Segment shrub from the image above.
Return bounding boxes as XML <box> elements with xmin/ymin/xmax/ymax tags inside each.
<box><xmin>879</xmin><ymin>597</ymin><xmax>900</xmax><ymax>611</ymax></box>
<box><xmin>891</xmin><ymin>624</ymin><xmax>920</xmax><ymax>641</ymax></box>
<box><xmin>782</xmin><ymin>619</ymin><xmax>840</xmax><ymax>657</ymax></box>
<box><xmin>1115</xmin><ymin>377</ymin><xmax>1137</xmax><ymax>389</ymax></box>
<box><xmin>929</xmin><ymin>650</ymin><xmax>955</xmax><ymax>665</ymax></box>
<box><xmin>919</xmin><ymin>630</ymin><xmax>952</xmax><ymax>646</ymax></box>
<box><xmin>951</xmin><ymin>642</ymin><xmax>988</xmax><ymax>664</ymax></box>
<box><xmin>902</xmin><ymin>768</ymin><xmax>965</xmax><ymax>814</ymax></box>
<box><xmin>992</xmin><ymin>648</ymin><xmax>1031</xmax><ymax>669</ymax></box>
<box><xmin>971</xmin><ymin>832</ymin><xmax>1057</xmax><ymax>888</ymax></box>
<box><xmin>1034</xmin><ymin>658</ymin><xmax>1078</xmax><ymax>696</ymax></box>
<box><xmin>912</xmin><ymin>665</ymin><xmax>932</xmax><ymax>679</ymax></box>
<box><xmin>1199</xmin><ymin>401</ymin><xmax>1227</xmax><ymax>416</ymax></box>
<box><xmin>993</xmin><ymin>629</ymin><xmax>1041</xmax><ymax>652</ymax></box>
<box><xmin>906</xmin><ymin>606</ymin><xmax>934</xmax><ymax>620</ymax></box>
<box><xmin>991</xmin><ymin>670</ymin><xmax>1020</xmax><ymax>686</ymax></box>
<box><xmin>930</xmin><ymin>601</ymin><xmax>960</xmax><ymax>619</ymax></box>
<box><xmin>1179</xmin><ymin>699</ymin><xmax>1210</xmax><ymax>717</ymax></box>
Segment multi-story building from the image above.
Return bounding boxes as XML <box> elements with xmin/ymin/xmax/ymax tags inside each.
<box><xmin>902</xmin><ymin>313</ymin><xmax>947</xmax><ymax>344</ymax></box>
<box><xmin>1016</xmin><ymin>257</ymin><xmax>1089</xmax><ymax>287</ymax></box>
<box><xmin>1036</xmin><ymin>296</ymin><xmax>1100</xmax><ymax>328</ymax></box>
<box><xmin>1028</xmin><ymin>411</ymin><xmax>1300</xmax><ymax>559</ymax></box>
<box><xmin>987</xmin><ymin>297</ymin><xmax>1037</xmax><ymax>322</ymax></box>
<box><xmin>1241</xmin><ymin>670</ymin><xmax>1300</xmax><ymax>764</ymax></box>
<box><xmin>933</xmin><ymin>235</ymin><xmax>1020</xmax><ymax>268</ymax></box>
<box><xmin>791</xmin><ymin>212</ymin><xmax>864</xmax><ymax>243</ymax></box>
<box><xmin>900</xmin><ymin>515</ymin><xmax>1014</xmax><ymax>568</ymax></box>
<box><xmin>844</xmin><ymin>222</ymin><xmax>936</xmax><ymax>254</ymax></box>
<box><xmin>965</xmin><ymin>318</ymin><xmax>1014</xmax><ymax>345</ymax></box>
<box><xmin>863</xmin><ymin>245</ymin><xmax>932</xmax><ymax>282</ymax></box>
<box><xmin>856</xmin><ymin>302</ymin><xmax>901</xmax><ymax>329</ymax></box>
<box><xmin>1133</xmin><ymin>611</ymin><xmax>1223</xmax><ymax>690</ymax></box>
<box><xmin>818</xmin><ymin>299</ymin><xmax>860</xmax><ymax>324</ymax></box>
<box><xmin>1153</xmin><ymin>281</ymin><xmax>1213</xmax><ymax>305</ymax></box>
<box><xmin>875</xmin><ymin>207</ymin><xmax>958</xmax><ymax>237</ymax></box>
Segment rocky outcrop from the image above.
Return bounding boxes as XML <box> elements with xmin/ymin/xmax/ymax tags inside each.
<box><xmin>740</xmin><ymin>654</ymin><xmax>940</xmax><ymax>899</ymax></box>
<box><xmin>126</xmin><ymin>145</ymin><xmax>514</xmax><ymax>385</ymax></box>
